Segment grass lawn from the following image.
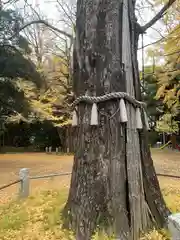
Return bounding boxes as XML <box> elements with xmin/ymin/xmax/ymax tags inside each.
<box><xmin>0</xmin><ymin>180</ymin><xmax>180</xmax><ymax>240</ymax></box>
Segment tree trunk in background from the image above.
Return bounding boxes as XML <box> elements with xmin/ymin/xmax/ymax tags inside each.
<box><xmin>64</xmin><ymin>0</ymin><xmax>170</xmax><ymax>239</ymax></box>
<box><xmin>66</xmin><ymin>126</ymin><xmax>74</xmax><ymax>153</ymax></box>
<box><xmin>171</xmin><ymin>134</ymin><xmax>176</xmax><ymax>149</ymax></box>
<box><xmin>57</xmin><ymin>127</ymin><xmax>66</xmax><ymax>151</ymax></box>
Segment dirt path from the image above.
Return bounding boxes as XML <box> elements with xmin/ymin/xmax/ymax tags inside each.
<box><xmin>151</xmin><ymin>149</ymin><xmax>180</xmax><ymax>175</ymax></box>
<box><xmin>0</xmin><ymin>153</ymin><xmax>73</xmax><ymax>182</ymax></box>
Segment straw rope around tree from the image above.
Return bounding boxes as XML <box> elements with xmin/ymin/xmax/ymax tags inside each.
<box><xmin>72</xmin><ymin>92</ymin><xmax>146</xmax><ymax>108</ymax></box>
<box><xmin>71</xmin><ymin>91</ymin><xmax>150</xmax><ymax>130</ymax></box>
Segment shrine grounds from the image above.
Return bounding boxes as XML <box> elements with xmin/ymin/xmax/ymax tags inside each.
<box><xmin>0</xmin><ymin>149</ymin><xmax>180</xmax><ymax>239</ymax></box>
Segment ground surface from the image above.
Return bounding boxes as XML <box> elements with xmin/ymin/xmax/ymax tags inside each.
<box><xmin>0</xmin><ymin>149</ymin><xmax>180</xmax><ymax>239</ymax></box>
<box><xmin>0</xmin><ymin>153</ymin><xmax>72</xmax><ymax>203</ymax></box>
<box><xmin>0</xmin><ymin>149</ymin><xmax>180</xmax><ymax>203</ymax></box>
<box><xmin>1</xmin><ymin>187</ymin><xmax>178</xmax><ymax>240</ymax></box>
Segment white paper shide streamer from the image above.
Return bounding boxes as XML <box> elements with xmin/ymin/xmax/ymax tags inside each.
<box><xmin>119</xmin><ymin>99</ymin><xmax>128</xmax><ymax>122</ymax></box>
<box><xmin>71</xmin><ymin>93</ymin><xmax>147</xmax><ymax>128</ymax></box>
<box><xmin>72</xmin><ymin>108</ymin><xmax>78</xmax><ymax>126</ymax></box>
<box><xmin>136</xmin><ymin>107</ymin><xmax>143</xmax><ymax>129</ymax></box>
<box><xmin>143</xmin><ymin>109</ymin><xmax>150</xmax><ymax>130</ymax></box>
<box><xmin>90</xmin><ymin>103</ymin><xmax>98</xmax><ymax>125</ymax></box>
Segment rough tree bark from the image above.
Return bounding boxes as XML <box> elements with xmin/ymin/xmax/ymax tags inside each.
<box><xmin>63</xmin><ymin>0</ymin><xmax>175</xmax><ymax>239</ymax></box>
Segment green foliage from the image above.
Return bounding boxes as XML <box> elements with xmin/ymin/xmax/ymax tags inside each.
<box><xmin>144</xmin><ymin>2</ymin><xmax>180</xmax><ymax>134</ymax></box>
<box><xmin>0</xmin><ymin>46</ymin><xmax>40</xmax><ymax>83</ymax></box>
<box><xmin>141</xmin><ymin>66</ymin><xmax>164</xmax><ymax>129</ymax></box>
<box><xmin>156</xmin><ymin>113</ymin><xmax>179</xmax><ymax>133</ymax></box>
<box><xmin>155</xmin><ymin>24</ymin><xmax>180</xmax><ymax>133</ymax></box>
<box><xmin>143</xmin><ymin>1</ymin><xmax>180</xmax><ymax>136</ymax></box>
<box><xmin>0</xmin><ymin>2</ymin><xmax>72</xmax><ymax>134</ymax></box>
<box><xmin>0</xmin><ymin>8</ymin><xmax>41</xmax><ymax>84</ymax></box>
<box><xmin>2</xmin><ymin>121</ymin><xmax>61</xmax><ymax>149</ymax></box>
<box><xmin>0</xmin><ymin>4</ymin><xmax>43</xmax><ymax>132</ymax></box>
<box><xmin>18</xmin><ymin>55</ymin><xmax>73</xmax><ymax>127</ymax></box>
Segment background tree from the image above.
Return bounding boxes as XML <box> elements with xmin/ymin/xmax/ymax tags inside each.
<box><xmin>0</xmin><ymin>0</ymin><xmax>43</xmax><ymax>148</ymax></box>
<box><xmin>155</xmin><ymin>23</ymin><xmax>180</xmax><ymax>147</ymax></box>
<box><xmin>140</xmin><ymin>66</ymin><xmax>164</xmax><ymax>145</ymax></box>
<box><xmin>141</xmin><ymin>66</ymin><xmax>163</xmax><ymax>129</ymax></box>
<box><xmin>1</xmin><ymin>0</ymin><xmax>76</xmax><ymax>151</ymax></box>
<box><xmin>140</xmin><ymin>0</ymin><xmax>180</xmax><ymax>146</ymax></box>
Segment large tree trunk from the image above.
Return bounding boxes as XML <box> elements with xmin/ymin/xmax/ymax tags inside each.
<box><xmin>63</xmin><ymin>0</ymin><xmax>170</xmax><ymax>239</ymax></box>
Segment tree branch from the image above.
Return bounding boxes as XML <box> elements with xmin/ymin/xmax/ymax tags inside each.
<box><xmin>8</xmin><ymin>20</ymin><xmax>73</xmax><ymax>41</ymax></box>
<box><xmin>141</xmin><ymin>0</ymin><xmax>176</xmax><ymax>32</ymax></box>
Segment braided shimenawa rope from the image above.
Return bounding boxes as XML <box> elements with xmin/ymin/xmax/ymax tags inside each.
<box><xmin>72</xmin><ymin>92</ymin><xmax>146</xmax><ymax>108</ymax></box>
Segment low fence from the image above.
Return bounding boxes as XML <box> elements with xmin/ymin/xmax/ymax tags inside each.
<box><xmin>1</xmin><ymin>169</ymin><xmax>180</xmax><ymax>199</ymax></box>
<box><xmin>45</xmin><ymin>146</ymin><xmax>70</xmax><ymax>154</ymax></box>
<box><xmin>0</xmin><ymin>168</ymin><xmax>71</xmax><ymax>198</ymax></box>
